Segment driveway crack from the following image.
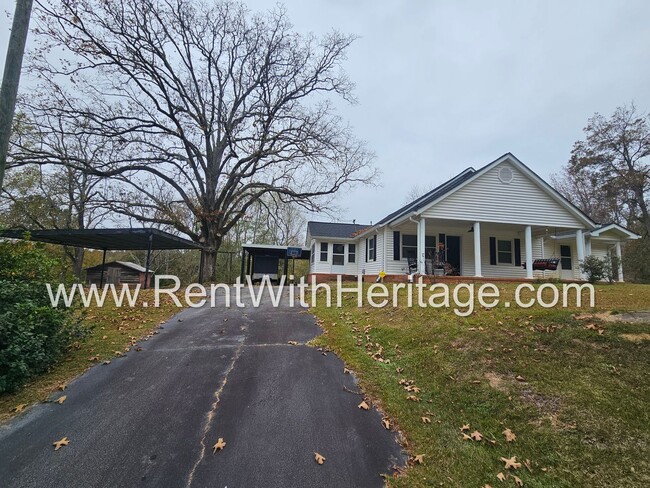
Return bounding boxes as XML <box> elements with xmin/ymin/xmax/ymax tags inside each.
<box><xmin>184</xmin><ymin>340</ymin><xmax>244</xmax><ymax>488</ymax></box>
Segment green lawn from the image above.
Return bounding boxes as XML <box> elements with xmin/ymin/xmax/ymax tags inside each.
<box><xmin>312</xmin><ymin>282</ymin><xmax>650</xmax><ymax>487</ymax></box>
<box><xmin>0</xmin><ymin>290</ymin><xmax>181</xmax><ymax>423</ymax></box>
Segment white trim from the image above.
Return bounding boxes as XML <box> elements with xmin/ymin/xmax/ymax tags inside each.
<box><xmin>589</xmin><ymin>223</ymin><xmax>641</xmax><ymax>239</ymax></box>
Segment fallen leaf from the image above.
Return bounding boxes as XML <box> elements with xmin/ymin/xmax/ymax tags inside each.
<box><xmin>382</xmin><ymin>418</ymin><xmax>390</xmax><ymax>430</ymax></box>
<box><xmin>515</xmin><ymin>375</ymin><xmax>526</xmax><ymax>382</ymax></box>
<box><xmin>500</xmin><ymin>456</ymin><xmax>522</xmax><ymax>470</ymax></box>
<box><xmin>413</xmin><ymin>454</ymin><xmax>424</xmax><ymax>465</ymax></box>
<box><xmin>496</xmin><ymin>472</ymin><xmax>506</xmax><ymax>482</ymax></box>
<box><xmin>421</xmin><ymin>416</ymin><xmax>431</xmax><ymax>424</ymax></box>
<box><xmin>513</xmin><ymin>475</ymin><xmax>524</xmax><ymax>486</ymax></box>
<box><xmin>343</xmin><ymin>368</ymin><xmax>351</xmax><ymax>374</ymax></box>
<box><xmin>503</xmin><ymin>428</ymin><xmax>517</xmax><ymax>442</ymax></box>
<box><xmin>406</xmin><ymin>395</ymin><xmax>420</xmax><ymax>402</ymax></box>
<box><xmin>470</xmin><ymin>430</ymin><xmax>483</xmax><ymax>441</ymax></box>
<box><xmin>314</xmin><ymin>452</ymin><xmax>326</xmax><ymax>465</ymax></box>
<box><xmin>212</xmin><ymin>438</ymin><xmax>226</xmax><ymax>454</ymax></box>
<box><xmin>462</xmin><ymin>433</ymin><xmax>472</xmax><ymax>441</ymax></box>
<box><xmin>460</xmin><ymin>424</ymin><xmax>470</xmax><ymax>432</ymax></box>
<box><xmin>58</xmin><ymin>383</ymin><xmax>67</xmax><ymax>391</ymax></box>
<box><xmin>523</xmin><ymin>459</ymin><xmax>533</xmax><ymax>473</ymax></box>
<box><xmin>53</xmin><ymin>436</ymin><xmax>69</xmax><ymax>451</ymax></box>
<box><xmin>103</xmin><ymin>360</ymin><xmax>111</xmax><ymax>365</ymax></box>
<box><xmin>13</xmin><ymin>403</ymin><xmax>28</xmax><ymax>413</ymax></box>
<box><xmin>358</xmin><ymin>401</ymin><xmax>370</xmax><ymax>410</ymax></box>
<box><xmin>56</xmin><ymin>396</ymin><xmax>67</xmax><ymax>405</ymax></box>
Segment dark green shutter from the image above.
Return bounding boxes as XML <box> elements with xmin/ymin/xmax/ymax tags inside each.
<box><xmin>393</xmin><ymin>231</ymin><xmax>400</xmax><ymax>260</ymax></box>
<box><xmin>514</xmin><ymin>238</ymin><xmax>522</xmax><ymax>266</ymax></box>
<box><xmin>489</xmin><ymin>237</ymin><xmax>497</xmax><ymax>265</ymax></box>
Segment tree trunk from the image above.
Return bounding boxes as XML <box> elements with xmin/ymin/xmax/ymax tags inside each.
<box><xmin>73</xmin><ymin>247</ymin><xmax>85</xmax><ymax>280</ymax></box>
<box><xmin>199</xmin><ymin>228</ymin><xmax>222</xmax><ymax>283</ymax></box>
<box><xmin>0</xmin><ymin>0</ymin><xmax>34</xmax><ymax>190</ymax></box>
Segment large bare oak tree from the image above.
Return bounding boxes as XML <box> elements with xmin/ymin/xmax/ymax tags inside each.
<box><xmin>18</xmin><ymin>0</ymin><xmax>375</xmax><ymax>279</ymax></box>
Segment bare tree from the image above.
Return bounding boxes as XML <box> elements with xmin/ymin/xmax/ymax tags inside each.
<box><xmin>550</xmin><ymin>166</ymin><xmax>627</xmax><ymax>226</ymax></box>
<box><xmin>568</xmin><ymin>103</ymin><xmax>650</xmax><ymax>235</ymax></box>
<box><xmin>0</xmin><ymin>0</ymin><xmax>34</xmax><ymax>190</ymax></box>
<box><xmin>19</xmin><ymin>0</ymin><xmax>375</xmax><ymax>280</ymax></box>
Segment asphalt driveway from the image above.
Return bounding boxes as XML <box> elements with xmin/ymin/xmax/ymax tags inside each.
<box><xmin>0</xmin><ymin>289</ymin><xmax>404</xmax><ymax>487</ymax></box>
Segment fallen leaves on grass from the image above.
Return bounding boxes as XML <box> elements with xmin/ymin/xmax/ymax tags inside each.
<box><xmin>500</xmin><ymin>456</ymin><xmax>522</xmax><ymax>470</ymax></box>
<box><xmin>13</xmin><ymin>404</ymin><xmax>28</xmax><ymax>413</ymax></box>
<box><xmin>314</xmin><ymin>452</ymin><xmax>326</xmax><ymax>465</ymax></box>
<box><xmin>470</xmin><ymin>430</ymin><xmax>483</xmax><ymax>441</ymax></box>
<box><xmin>412</xmin><ymin>454</ymin><xmax>425</xmax><ymax>465</ymax></box>
<box><xmin>502</xmin><ymin>428</ymin><xmax>516</xmax><ymax>442</ymax></box>
<box><xmin>421</xmin><ymin>416</ymin><xmax>431</xmax><ymax>424</ymax></box>
<box><xmin>53</xmin><ymin>437</ymin><xmax>69</xmax><ymax>451</ymax></box>
<box><xmin>515</xmin><ymin>375</ymin><xmax>526</xmax><ymax>382</ymax></box>
<box><xmin>406</xmin><ymin>395</ymin><xmax>420</xmax><ymax>402</ymax></box>
<box><xmin>460</xmin><ymin>424</ymin><xmax>470</xmax><ymax>432</ymax></box>
<box><xmin>513</xmin><ymin>474</ymin><xmax>524</xmax><ymax>486</ymax></box>
<box><xmin>496</xmin><ymin>472</ymin><xmax>506</xmax><ymax>482</ymax></box>
<box><xmin>212</xmin><ymin>438</ymin><xmax>226</xmax><ymax>454</ymax></box>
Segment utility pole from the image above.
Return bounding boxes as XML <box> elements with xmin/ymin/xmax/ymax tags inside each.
<box><xmin>0</xmin><ymin>0</ymin><xmax>34</xmax><ymax>190</ymax></box>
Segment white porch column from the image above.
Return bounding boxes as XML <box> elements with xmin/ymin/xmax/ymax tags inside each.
<box><xmin>473</xmin><ymin>221</ymin><xmax>482</xmax><ymax>277</ymax></box>
<box><xmin>524</xmin><ymin>225</ymin><xmax>533</xmax><ymax>279</ymax></box>
<box><xmin>417</xmin><ymin>217</ymin><xmax>426</xmax><ymax>274</ymax></box>
<box><xmin>615</xmin><ymin>241</ymin><xmax>624</xmax><ymax>282</ymax></box>
<box><xmin>576</xmin><ymin>229</ymin><xmax>585</xmax><ymax>279</ymax></box>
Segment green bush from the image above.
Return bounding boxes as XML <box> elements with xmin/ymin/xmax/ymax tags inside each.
<box><xmin>579</xmin><ymin>255</ymin><xmax>613</xmax><ymax>284</ymax></box>
<box><xmin>0</xmin><ymin>239</ymin><xmax>87</xmax><ymax>394</ymax></box>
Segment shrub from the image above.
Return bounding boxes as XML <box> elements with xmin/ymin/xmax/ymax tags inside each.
<box><xmin>0</xmin><ymin>239</ymin><xmax>87</xmax><ymax>394</ymax></box>
<box><xmin>579</xmin><ymin>255</ymin><xmax>613</xmax><ymax>284</ymax></box>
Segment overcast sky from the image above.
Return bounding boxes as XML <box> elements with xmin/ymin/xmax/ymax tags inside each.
<box><xmin>2</xmin><ymin>0</ymin><xmax>650</xmax><ymax>225</ymax></box>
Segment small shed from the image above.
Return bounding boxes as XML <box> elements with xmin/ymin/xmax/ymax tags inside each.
<box><xmin>85</xmin><ymin>261</ymin><xmax>153</xmax><ymax>287</ymax></box>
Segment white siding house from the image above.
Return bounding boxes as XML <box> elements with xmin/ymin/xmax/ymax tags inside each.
<box><xmin>306</xmin><ymin>153</ymin><xmax>640</xmax><ymax>281</ymax></box>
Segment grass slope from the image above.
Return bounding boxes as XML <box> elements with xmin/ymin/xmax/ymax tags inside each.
<box><xmin>312</xmin><ymin>282</ymin><xmax>650</xmax><ymax>487</ymax></box>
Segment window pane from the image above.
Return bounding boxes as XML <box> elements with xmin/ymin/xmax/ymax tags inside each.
<box><xmin>497</xmin><ymin>240</ymin><xmax>512</xmax><ymax>252</ymax></box>
<box><xmin>425</xmin><ymin>236</ymin><xmax>436</xmax><ymax>247</ymax></box>
<box><xmin>348</xmin><ymin>244</ymin><xmax>356</xmax><ymax>263</ymax></box>
<box><xmin>320</xmin><ymin>242</ymin><xmax>328</xmax><ymax>252</ymax></box>
<box><xmin>333</xmin><ymin>255</ymin><xmax>344</xmax><ymax>266</ymax></box>
<box><xmin>498</xmin><ymin>251</ymin><xmax>512</xmax><ymax>264</ymax></box>
<box><xmin>333</xmin><ymin>244</ymin><xmax>345</xmax><ymax>254</ymax></box>
<box><xmin>403</xmin><ymin>234</ymin><xmax>417</xmax><ymax>246</ymax></box>
<box><xmin>403</xmin><ymin>247</ymin><xmax>417</xmax><ymax>259</ymax></box>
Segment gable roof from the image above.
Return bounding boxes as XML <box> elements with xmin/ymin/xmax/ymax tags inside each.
<box><xmin>352</xmin><ymin>153</ymin><xmax>597</xmax><ymax>239</ymax></box>
<box><xmin>307</xmin><ymin>221</ymin><xmax>370</xmax><ymax>239</ymax></box>
<box><xmin>589</xmin><ymin>223</ymin><xmax>641</xmax><ymax>239</ymax></box>
<box><xmin>374</xmin><ymin>167</ymin><xmax>477</xmax><ymax>226</ymax></box>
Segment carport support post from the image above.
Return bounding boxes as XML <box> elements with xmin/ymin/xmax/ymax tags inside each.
<box><xmin>144</xmin><ymin>233</ymin><xmax>153</xmax><ymax>289</ymax></box>
<box><xmin>99</xmin><ymin>248</ymin><xmax>107</xmax><ymax>288</ymax></box>
<box><xmin>239</xmin><ymin>249</ymin><xmax>246</xmax><ymax>283</ymax></box>
<box><xmin>283</xmin><ymin>255</ymin><xmax>289</xmax><ymax>278</ymax></box>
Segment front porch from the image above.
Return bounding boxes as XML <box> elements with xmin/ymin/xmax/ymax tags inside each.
<box><xmin>386</xmin><ymin>218</ymin><xmax>589</xmax><ymax>280</ymax></box>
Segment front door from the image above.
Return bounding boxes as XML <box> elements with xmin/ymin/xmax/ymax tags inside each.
<box><xmin>560</xmin><ymin>245</ymin><xmax>573</xmax><ymax>280</ymax></box>
<box><xmin>446</xmin><ymin>236</ymin><xmax>461</xmax><ymax>275</ymax></box>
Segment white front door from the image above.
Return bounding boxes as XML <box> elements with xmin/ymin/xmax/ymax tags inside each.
<box><xmin>331</xmin><ymin>243</ymin><xmax>345</xmax><ymax>273</ymax></box>
<box><xmin>560</xmin><ymin>244</ymin><xmax>573</xmax><ymax>280</ymax></box>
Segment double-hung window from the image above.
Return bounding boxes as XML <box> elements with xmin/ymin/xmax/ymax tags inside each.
<box><xmin>497</xmin><ymin>239</ymin><xmax>513</xmax><ymax>264</ymax></box>
<box><xmin>348</xmin><ymin>244</ymin><xmax>356</xmax><ymax>263</ymax></box>
<box><xmin>332</xmin><ymin>243</ymin><xmax>345</xmax><ymax>266</ymax></box>
<box><xmin>320</xmin><ymin>242</ymin><xmax>328</xmax><ymax>262</ymax></box>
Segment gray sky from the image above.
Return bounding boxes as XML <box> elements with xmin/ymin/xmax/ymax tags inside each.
<box><xmin>2</xmin><ymin>0</ymin><xmax>650</xmax><ymax>225</ymax></box>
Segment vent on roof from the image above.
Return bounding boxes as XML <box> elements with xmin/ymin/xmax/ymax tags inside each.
<box><xmin>498</xmin><ymin>166</ymin><xmax>514</xmax><ymax>184</ymax></box>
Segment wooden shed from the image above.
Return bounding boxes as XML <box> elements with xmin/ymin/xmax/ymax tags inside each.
<box><xmin>85</xmin><ymin>261</ymin><xmax>153</xmax><ymax>287</ymax></box>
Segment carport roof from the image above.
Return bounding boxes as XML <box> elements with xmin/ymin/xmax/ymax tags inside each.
<box><xmin>0</xmin><ymin>228</ymin><xmax>202</xmax><ymax>251</ymax></box>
